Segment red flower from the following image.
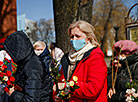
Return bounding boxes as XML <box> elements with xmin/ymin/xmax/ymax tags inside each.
<box><xmin>7</xmin><ymin>80</ymin><xmax>11</xmax><ymax>85</ymax></box>
<box><xmin>3</xmin><ymin>73</ymin><xmax>6</xmax><ymax>76</ymax></box>
<box><xmin>1</xmin><ymin>65</ymin><xmax>7</xmax><ymax>71</ymax></box>
<box><xmin>7</xmin><ymin>60</ymin><xmax>10</xmax><ymax>63</ymax></box>
<box><xmin>0</xmin><ymin>57</ymin><xmax>17</xmax><ymax>94</ymax></box>
<box><xmin>0</xmin><ymin>61</ymin><xmax>3</xmax><ymax>65</ymax></box>
<box><xmin>10</xmin><ymin>76</ymin><xmax>15</xmax><ymax>82</ymax></box>
<box><xmin>0</xmin><ymin>45</ymin><xmax>4</xmax><ymax>48</ymax></box>
<box><xmin>12</xmin><ymin>68</ymin><xmax>15</xmax><ymax>72</ymax></box>
<box><xmin>2</xmin><ymin>64</ymin><xmax>7</xmax><ymax>68</ymax></box>
<box><xmin>6</xmin><ymin>71</ymin><xmax>12</xmax><ymax>76</ymax></box>
<box><xmin>4</xmin><ymin>58</ymin><xmax>8</xmax><ymax>61</ymax></box>
<box><xmin>2</xmin><ymin>65</ymin><xmax>7</xmax><ymax>70</ymax></box>
<box><xmin>0</xmin><ymin>72</ymin><xmax>3</xmax><ymax>77</ymax></box>
<box><xmin>4</xmin><ymin>87</ymin><xmax>9</xmax><ymax>93</ymax></box>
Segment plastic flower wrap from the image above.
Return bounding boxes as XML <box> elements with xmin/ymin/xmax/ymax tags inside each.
<box><xmin>56</xmin><ymin>76</ymin><xmax>80</xmax><ymax>101</ymax></box>
<box><xmin>125</xmin><ymin>80</ymin><xmax>138</xmax><ymax>102</ymax></box>
<box><xmin>0</xmin><ymin>57</ymin><xmax>17</xmax><ymax>93</ymax></box>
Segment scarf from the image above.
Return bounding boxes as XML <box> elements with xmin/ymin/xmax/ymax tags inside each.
<box><xmin>67</xmin><ymin>42</ymin><xmax>95</xmax><ymax>79</ymax></box>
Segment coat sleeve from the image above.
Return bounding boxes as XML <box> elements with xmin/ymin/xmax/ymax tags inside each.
<box><xmin>10</xmin><ymin>70</ymin><xmax>42</xmax><ymax>102</ymax></box>
<box><xmin>133</xmin><ymin>62</ymin><xmax>138</xmax><ymax>81</ymax></box>
<box><xmin>72</xmin><ymin>52</ymin><xmax>107</xmax><ymax>100</ymax></box>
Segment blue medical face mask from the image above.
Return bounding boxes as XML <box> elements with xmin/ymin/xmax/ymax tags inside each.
<box><xmin>70</xmin><ymin>39</ymin><xmax>86</xmax><ymax>51</ymax></box>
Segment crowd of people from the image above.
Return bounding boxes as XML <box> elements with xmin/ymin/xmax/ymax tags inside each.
<box><xmin>0</xmin><ymin>20</ymin><xmax>138</xmax><ymax>102</ymax></box>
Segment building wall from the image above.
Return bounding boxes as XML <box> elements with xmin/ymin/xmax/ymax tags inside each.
<box><xmin>1</xmin><ymin>0</ymin><xmax>17</xmax><ymax>38</ymax></box>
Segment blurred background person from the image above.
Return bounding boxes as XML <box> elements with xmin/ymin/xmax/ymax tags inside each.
<box><xmin>33</xmin><ymin>40</ymin><xmax>53</xmax><ymax>102</ymax></box>
<box><xmin>33</xmin><ymin>41</ymin><xmax>52</xmax><ymax>75</ymax></box>
<box><xmin>50</xmin><ymin>42</ymin><xmax>64</xmax><ymax>62</ymax></box>
<box><xmin>108</xmin><ymin>40</ymin><xmax>138</xmax><ymax>102</ymax></box>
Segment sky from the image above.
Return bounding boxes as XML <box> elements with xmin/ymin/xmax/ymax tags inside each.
<box><xmin>16</xmin><ymin>0</ymin><xmax>138</xmax><ymax>22</ymax></box>
<box><xmin>16</xmin><ymin>0</ymin><xmax>54</xmax><ymax>21</ymax></box>
<box><xmin>123</xmin><ymin>0</ymin><xmax>138</xmax><ymax>8</ymax></box>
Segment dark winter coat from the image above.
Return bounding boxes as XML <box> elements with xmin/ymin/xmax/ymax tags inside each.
<box><xmin>38</xmin><ymin>46</ymin><xmax>52</xmax><ymax>75</ymax></box>
<box><xmin>2</xmin><ymin>31</ymin><xmax>52</xmax><ymax>102</ymax></box>
<box><xmin>108</xmin><ymin>53</ymin><xmax>138</xmax><ymax>102</ymax></box>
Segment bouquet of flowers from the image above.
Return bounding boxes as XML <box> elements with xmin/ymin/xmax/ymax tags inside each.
<box><xmin>49</xmin><ymin>59</ymin><xmax>80</xmax><ymax>101</ymax></box>
<box><xmin>125</xmin><ymin>80</ymin><xmax>138</xmax><ymax>102</ymax></box>
<box><xmin>0</xmin><ymin>57</ymin><xmax>17</xmax><ymax>93</ymax></box>
<box><xmin>49</xmin><ymin>60</ymin><xmax>61</xmax><ymax>83</ymax></box>
<box><xmin>56</xmin><ymin>76</ymin><xmax>80</xmax><ymax>101</ymax></box>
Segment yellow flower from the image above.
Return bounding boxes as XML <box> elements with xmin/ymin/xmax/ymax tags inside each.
<box><xmin>69</xmin><ymin>81</ymin><xmax>74</xmax><ymax>86</ymax></box>
<box><xmin>67</xmin><ymin>93</ymin><xmax>71</xmax><ymax>99</ymax></box>
<box><xmin>61</xmin><ymin>91</ymin><xmax>65</xmax><ymax>96</ymax></box>
<box><xmin>73</xmin><ymin>76</ymin><xmax>78</xmax><ymax>82</ymax></box>
<box><xmin>3</xmin><ymin>76</ymin><xmax>8</xmax><ymax>81</ymax></box>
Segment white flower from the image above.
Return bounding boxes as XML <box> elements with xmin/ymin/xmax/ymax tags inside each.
<box><xmin>126</xmin><ymin>88</ymin><xmax>138</xmax><ymax>102</ymax></box>
<box><xmin>132</xmin><ymin>93</ymin><xmax>138</xmax><ymax>98</ymax></box>
<box><xmin>126</xmin><ymin>89</ymin><xmax>132</xmax><ymax>94</ymax></box>
<box><xmin>3</xmin><ymin>76</ymin><xmax>8</xmax><ymax>81</ymax></box>
<box><xmin>62</xmin><ymin>79</ymin><xmax>65</xmax><ymax>82</ymax></box>
<box><xmin>131</xmin><ymin>88</ymin><xmax>136</xmax><ymax>93</ymax></box>
<box><xmin>126</xmin><ymin>96</ymin><xmax>133</xmax><ymax>102</ymax></box>
<box><xmin>126</xmin><ymin>88</ymin><xmax>136</xmax><ymax>95</ymax></box>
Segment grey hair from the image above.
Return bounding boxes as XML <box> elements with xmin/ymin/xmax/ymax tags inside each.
<box><xmin>33</xmin><ymin>41</ymin><xmax>46</xmax><ymax>49</ymax></box>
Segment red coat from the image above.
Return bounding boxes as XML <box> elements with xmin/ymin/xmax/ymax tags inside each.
<box><xmin>60</xmin><ymin>47</ymin><xmax>107</xmax><ymax>102</ymax></box>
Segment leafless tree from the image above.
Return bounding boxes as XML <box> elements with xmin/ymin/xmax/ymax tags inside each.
<box><xmin>26</xmin><ymin>19</ymin><xmax>54</xmax><ymax>44</ymax></box>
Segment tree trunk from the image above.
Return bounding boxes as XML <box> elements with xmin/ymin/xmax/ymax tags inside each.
<box><xmin>53</xmin><ymin>0</ymin><xmax>77</xmax><ymax>53</ymax></box>
<box><xmin>53</xmin><ymin>0</ymin><xmax>93</xmax><ymax>53</ymax></box>
<box><xmin>0</xmin><ymin>0</ymin><xmax>17</xmax><ymax>39</ymax></box>
<box><xmin>80</xmin><ymin>0</ymin><xmax>93</xmax><ymax>24</ymax></box>
<box><xmin>0</xmin><ymin>0</ymin><xmax>4</xmax><ymax>38</ymax></box>
<box><xmin>101</xmin><ymin>0</ymin><xmax>113</xmax><ymax>51</ymax></box>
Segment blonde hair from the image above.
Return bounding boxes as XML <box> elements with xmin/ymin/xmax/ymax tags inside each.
<box><xmin>68</xmin><ymin>20</ymin><xmax>100</xmax><ymax>47</ymax></box>
<box><xmin>33</xmin><ymin>41</ymin><xmax>46</xmax><ymax>49</ymax></box>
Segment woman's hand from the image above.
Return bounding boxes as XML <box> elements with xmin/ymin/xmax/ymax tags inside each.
<box><xmin>53</xmin><ymin>83</ymin><xmax>65</xmax><ymax>91</ymax></box>
<box><xmin>8</xmin><ymin>86</ymin><xmax>15</xmax><ymax>96</ymax></box>
<box><xmin>108</xmin><ymin>88</ymin><xmax>116</xmax><ymax>98</ymax></box>
<box><xmin>53</xmin><ymin>83</ymin><xmax>65</xmax><ymax>102</ymax></box>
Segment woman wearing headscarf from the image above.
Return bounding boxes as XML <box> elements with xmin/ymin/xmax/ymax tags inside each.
<box><xmin>108</xmin><ymin>40</ymin><xmax>138</xmax><ymax>102</ymax></box>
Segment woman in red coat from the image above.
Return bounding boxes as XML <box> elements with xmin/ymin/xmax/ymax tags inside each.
<box><xmin>53</xmin><ymin>20</ymin><xmax>107</xmax><ymax>102</ymax></box>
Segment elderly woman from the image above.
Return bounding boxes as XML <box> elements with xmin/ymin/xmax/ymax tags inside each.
<box><xmin>108</xmin><ymin>40</ymin><xmax>138</xmax><ymax>102</ymax></box>
<box><xmin>53</xmin><ymin>20</ymin><xmax>107</xmax><ymax>102</ymax></box>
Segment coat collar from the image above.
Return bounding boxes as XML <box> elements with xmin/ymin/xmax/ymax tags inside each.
<box><xmin>61</xmin><ymin>47</ymin><xmax>97</xmax><ymax>80</ymax></box>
